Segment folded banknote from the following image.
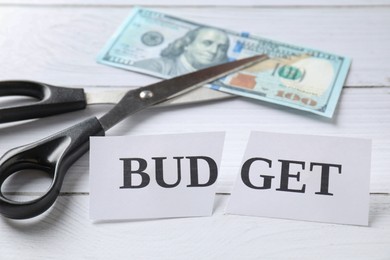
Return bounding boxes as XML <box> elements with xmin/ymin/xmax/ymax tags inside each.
<box><xmin>97</xmin><ymin>7</ymin><xmax>351</xmax><ymax>117</ymax></box>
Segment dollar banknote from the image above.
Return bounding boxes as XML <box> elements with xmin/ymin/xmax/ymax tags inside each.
<box><xmin>97</xmin><ymin>7</ymin><xmax>351</xmax><ymax>117</ymax></box>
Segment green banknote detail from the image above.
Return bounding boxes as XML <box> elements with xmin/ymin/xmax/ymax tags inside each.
<box><xmin>97</xmin><ymin>7</ymin><xmax>351</xmax><ymax>118</ymax></box>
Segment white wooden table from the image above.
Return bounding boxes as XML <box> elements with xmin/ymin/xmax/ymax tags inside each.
<box><xmin>1</xmin><ymin>1</ymin><xmax>389</xmax><ymax>258</ymax></box>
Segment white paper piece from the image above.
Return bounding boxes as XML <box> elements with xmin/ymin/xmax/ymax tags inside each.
<box><xmin>226</xmin><ymin>131</ymin><xmax>371</xmax><ymax>226</ymax></box>
<box><xmin>89</xmin><ymin>132</ymin><xmax>225</xmax><ymax>221</ymax></box>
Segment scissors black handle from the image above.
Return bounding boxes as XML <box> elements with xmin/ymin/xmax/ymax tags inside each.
<box><xmin>0</xmin><ymin>81</ymin><xmax>87</xmax><ymax>123</ymax></box>
<box><xmin>0</xmin><ymin>117</ymin><xmax>104</xmax><ymax>219</ymax></box>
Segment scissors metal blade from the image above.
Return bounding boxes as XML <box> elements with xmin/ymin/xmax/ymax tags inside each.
<box><xmin>85</xmin><ymin>89</ymin><xmax>127</xmax><ymax>104</ymax></box>
<box><xmin>0</xmin><ymin>55</ymin><xmax>267</xmax><ymax>124</ymax></box>
<box><xmin>85</xmin><ymin>86</ymin><xmax>233</xmax><ymax>106</ymax></box>
<box><xmin>98</xmin><ymin>55</ymin><xmax>267</xmax><ymax>131</ymax></box>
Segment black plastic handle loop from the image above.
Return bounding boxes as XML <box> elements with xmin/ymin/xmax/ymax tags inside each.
<box><xmin>0</xmin><ymin>81</ymin><xmax>87</xmax><ymax>123</ymax></box>
<box><xmin>0</xmin><ymin>117</ymin><xmax>105</xmax><ymax>219</ymax></box>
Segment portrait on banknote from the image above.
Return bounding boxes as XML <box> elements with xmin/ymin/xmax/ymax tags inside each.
<box><xmin>133</xmin><ymin>27</ymin><xmax>230</xmax><ymax>77</ymax></box>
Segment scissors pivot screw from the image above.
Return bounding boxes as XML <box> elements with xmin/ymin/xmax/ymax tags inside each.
<box><xmin>139</xmin><ymin>90</ymin><xmax>154</xmax><ymax>100</ymax></box>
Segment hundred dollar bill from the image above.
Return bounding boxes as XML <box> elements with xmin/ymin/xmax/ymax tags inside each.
<box><xmin>97</xmin><ymin>7</ymin><xmax>351</xmax><ymax>117</ymax></box>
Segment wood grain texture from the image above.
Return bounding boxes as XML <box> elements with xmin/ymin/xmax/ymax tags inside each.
<box><xmin>1</xmin><ymin>194</ymin><xmax>389</xmax><ymax>259</ymax></box>
<box><xmin>0</xmin><ymin>88</ymin><xmax>390</xmax><ymax>193</ymax></box>
<box><xmin>1</xmin><ymin>88</ymin><xmax>389</xmax><ymax>194</ymax></box>
<box><xmin>1</xmin><ymin>2</ymin><xmax>389</xmax><ymax>259</ymax></box>
<box><xmin>0</xmin><ymin>6</ymin><xmax>389</xmax><ymax>86</ymax></box>
<box><xmin>0</xmin><ymin>0</ymin><xmax>390</xmax><ymax>6</ymax></box>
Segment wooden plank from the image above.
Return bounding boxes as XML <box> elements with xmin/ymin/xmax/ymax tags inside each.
<box><xmin>1</xmin><ymin>87</ymin><xmax>389</xmax><ymax>194</ymax></box>
<box><xmin>0</xmin><ymin>0</ymin><xmax>390</xmax><ymax>6</ymax></box>
<box><xmin>0</xmin><ymin>3</ymin><xmax>388</xmax><ymax>258</ymax></box>
<box><xmin>1</xmin><ymin>194</ymin><xmax>389</xmax><ymax>258</ymax></box>
<box><xmin>0</xmin><ymin>6</ymin><xmax>389</xmax><ymax>87</ymax></box>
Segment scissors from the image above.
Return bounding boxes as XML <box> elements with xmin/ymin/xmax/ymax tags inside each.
<box><xmin>0</xmin><ymin>55</ymin><xmax>266</xmax><ymax>219</ymax></box>
<box><xmin>0</xmin><ymin>79</ymin><xmax>230</xmax><ymax>123</ymax></box>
